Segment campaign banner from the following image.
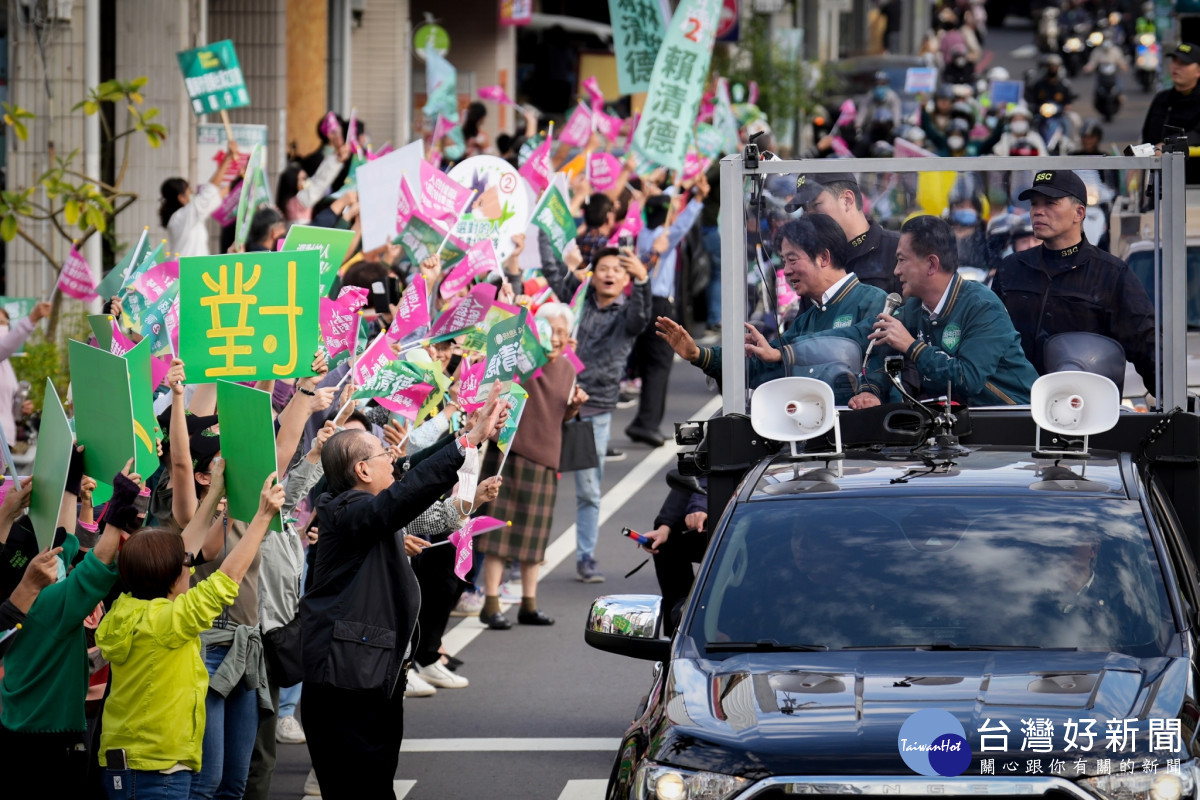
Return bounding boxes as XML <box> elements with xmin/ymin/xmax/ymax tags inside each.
<box><xmin>559</xmin><ymin>103</ymin><xmax>593</xmax><ymax>148</ymax></box>
<box><xmin>609</xmin><ymin>0</ymin><xmax>666</xmax><ymax>95</ymax></box>
<box><xmin>281</xmin><ymin>225</ymin><xmax>357</xmax><ymax>298</ymax></box>
<box><xmin>904</xmin><ymin>67</ymin><xmax>939</xmax><ymax>95</ymax></box>
<box><xmin>518</xmin><ymin>135</ymin><xmax>553</xmax><ymax>195</ymax></box>
<box><xmin>531</xmin><ymin>174</ymin><xmax>577</xmax><ymax>261</ymax></box>
<box><xmin>386</xmin><ymin>275</ymin><xmax>431</xmax><ymax>344</ymax></box>
<box><xmin>57</xmin><ymin>246</ymin><xmax>99</xmax><ymax>302</ymax></box>
<box><xmin>429</xmin><ymin>283</ymin><xmax>496</xmax><ymax>343</ymax></box>
<box><xmin>588</xmin><ymin>152</ymin><xmax>623</xmax><ymax>192</ymax></box>
<box><xmin>320</xmin><ymin>286</ymin><xmax>368</xmax><ymax>368</ymax></box>
<box><xmin>420</xmin><ymin>160</ymin><xmax>475</xmax><ymax>226</ymax></box>
<box><xmin>633</xmin><ymin>0</ymin><xmax>723</xmax><ymax>172</ymax></box>
<box><xmin>176</xmin><ymin>39</ymin><xmax>250</xmax><ymax>116</ymax></box>
<box><xmin>441</xmin><ymin>239</ymin><xmax>500</xmax><ymax>299</ymax></box>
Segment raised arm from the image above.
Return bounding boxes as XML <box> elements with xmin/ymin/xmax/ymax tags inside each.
<box><xmin>276</xmin><ymin>351</ymin><xmax>333</xmax><ymax>473</ymax></box>
<box><xmin>218</xmin><ymin>473</ymin><xmax>285</xmax><ymax>584</ymax></box>
<box><xmin>168</xmin><ymin>360</ymin><xmax>199</xmax><ymax>526</ymax></box>
<box><xmin>181</xmin><ymin>456</ymin><xmax>227</xmax><ymax>557</ymax></box>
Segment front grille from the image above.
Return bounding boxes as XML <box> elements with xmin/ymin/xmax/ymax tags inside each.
<box><xmin>739</xmin><ymin>778</ymin><xmax>1092</xmax><ymax>800</ymax></box>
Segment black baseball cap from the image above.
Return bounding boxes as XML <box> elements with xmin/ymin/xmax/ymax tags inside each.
<box><xmin>1169</xmin><ymin>43</ymin><xmax>1200</xmax><ymax>65</ymax></box>
<box><xmin>1018</xmin><ymin>169</ymin><xmax>1087</xmax><ymax>205</ymax></box>
<box><xmin>788</xmin><ymin>171</ymin><xmax>859</xmax><ymax>210</ymax></box>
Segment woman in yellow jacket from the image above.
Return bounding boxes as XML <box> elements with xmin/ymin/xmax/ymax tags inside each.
<box><xmin>95</xmin><ymin>465</ymin><xmax>283</xmax><ymax>800</ymax></box>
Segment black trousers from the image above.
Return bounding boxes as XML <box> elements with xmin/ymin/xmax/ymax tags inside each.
<box><xmin>411</xmin><ymin>533</ymin><xmax>465</xmax><ymax>667</ymax></box>
<box><xmin>0</xmin><ymin>725</ymin><xmax>90</xmax><ymax>797</ymax></box>
<box><xmin>243</xmin><ymin>676</ymin><xmax>280</xmax><ymax>800</ymax></box>
<box><xmin>630</xmin><ymin>296</ymin><xmax>678</xmax><ymax>433</ymax></box>
<box><xmin>303</xmin><ymin>683</ymin><xmax>405</xmax><ymax>800</ymax></box>
<box><xmin>653</xmin><ymin>529</ymin><xmax>709</xmax><ymax>637</ymax></box>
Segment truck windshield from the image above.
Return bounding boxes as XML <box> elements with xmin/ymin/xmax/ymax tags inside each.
<box><xmin>689</xmin><ymin>497</ymin><xmax>1173</xmax><ymax>657</ymax></box>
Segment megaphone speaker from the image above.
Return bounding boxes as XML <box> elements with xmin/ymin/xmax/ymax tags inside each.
<box><xmin>1030</xmin><ymin>371</ymin><xmax>1119</xmax><ymax>437</ymax></box>
<box><xmin>751</xmin><ymin>378</ymin><xmax>838</xmax><ymax>442</ymax></box>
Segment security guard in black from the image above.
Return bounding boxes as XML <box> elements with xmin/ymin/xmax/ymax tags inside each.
<box><xmin>1142</xmin><ymin>42</ymin><xmax>1200</xmax><ymax>184</ymax></box>
<box><xmin>992</xmin><ymin>169</ymin><xmax>1156</xmax><ymax>389</ymax></box>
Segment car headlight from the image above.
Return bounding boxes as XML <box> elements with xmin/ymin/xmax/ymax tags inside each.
<box><xmin>1082</xmin><ymin>764</ymin><xmax>1196</xmax><ymax>800</ymax></box>
<box><xmin>633</xmin><ymin>761</ymin><xmax>749</xmax><ymax>800</ymax></box>
<box><xmin>1088</xmin><ymin>32</ymin><xmax>1104</xmax><ymax>47</ymax></box>
<box><xmin>1065</xmin><ymin>37</ymin><xmax>1084</xmax><ymax>52</ymax></box>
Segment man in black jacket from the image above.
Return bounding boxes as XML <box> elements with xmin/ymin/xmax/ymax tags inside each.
<box><xmin>301</xmin><ymin>388</ymin><xmax>504</xmax><ymax>800</ymax></box>
<box><xmin>1143</xmin><ymin>43</ymin><xmax>1200</xmax><ymax>184</ymax></box>
<box><xmin>992</xmin><ymin>169</ymin><xmax>1156</xmax><ymax>390</ymax></box>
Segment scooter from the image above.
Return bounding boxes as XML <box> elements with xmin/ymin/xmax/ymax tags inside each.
<box><xmin>1037</xmin><ymin>7</ymin><xmax>1061</xmax><ymax>54</ymax></box>
<box><xmin>1061</xmin><ymin>21</ymin><xmax>1091</xmax><ymax>77</ymax></box>
<box><xmin>1037</xmin><ymin>102</ymin><xmax>1070</xmax><ymax>155</ymax></box>
<box><xmin>1093</xmin><ymin>63</ymin><xmax>1122</xmax><ymax>122</ymax></box>
<box><xmin>1135</xmin><ymin>32</ymin><xmax>1159</xmax><ymax>92</ymax></box>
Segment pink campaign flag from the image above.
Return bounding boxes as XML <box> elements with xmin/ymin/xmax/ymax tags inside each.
<box><xmin>448</xmin><ymin>516</ymin><xmax>509</xmax><ymax>580</ymax></box>
<box><xmin>682</xmin><ymin>151</ymin><xmax>711</xmax><ymax>182</ymax></box>
<box><xmin>58</xmin><ymin>246</ymin><xmax>99</xmax><ymax>302</ymax></box>
<box><xmin>625</xmin><ymin>111</ymin><xmax>641</xmax><ymax>150</ymax></box>
<box><xmin>606</xmin><ymin>200</ymin><xmax>644</xmax><ymax>246</ymax></box>
<box><xmin>776</xmin><ymin>269</ymin><xmax>799</xmax><ymax>310</ymax></box>
<box><xmin>419</xmin><ymin>161</ymin><xmax>474</xmax><ymax>226</ymax></box>
<box><xmin>151</xmin><ymin>355</ymin><xmax>172</xmax><ymax>389</ymax></box>
<box><xmin>587</xmin><ymin>152</ymin><xmax>622</xmax><ymax>192</ymax></box>
<box><xmin>518</xmin><ymin>135</ymin><xmax>553</xmax><ymax>195</ymax></box>
<box><xmin>320</xmin><ymin>286</ymin><xmax>369</xmax><ymax>365</ymax></box>
<box><xmin>376</xmin><ymin>382</ymin><xmax>435</xmax><ymax>420</ymax></box>
<box><xmin>320</xmin><ymin>111</ymin><xmax>341</xmax><ymax>139</ymax></box>
<box><xmin>457</xmin><ymin>360</ymin><xmax>487</xmax><ymax>412</ymax></box>
<box><xmin>347</xmin><ymin>107</ymin><xmax>361</xmax><ymax>155</ymax></box>
<box><xmin>478</xmin><ymin>85</ymin><xmax>518</xmax><ymax>107</ymax></box>
<box><xmin>133</xmin><ymin>259</ymin><xmax>179</xmax><ymax>302</ymax></box>
<box><xmin>562</xmin><ymin>345</ymin><xmax>586</xmax><ymax>375</ymax></box>
<box><xmin>386</xmin><ymin>275</ymin><xmax>431</xmax><ymax>343</ymax></box>
<box><xmin>109</xmin><ymin>319</ymin><xmax>137</xmax><ymax>357</ymax></box>
<box><xmin>593</xmin><ymin>110</ymin><xmax>624</xmax><ymax>142</ymax></box>
<box><xmin>352</xmin><ymin>332</ymin><xmax>396</xmax><ymax>387</ymax></box>
<box><xmin>395</xmin><ymin>173</ymin><xmax>417</xmax><ymax>233</ymax></box>
<box><xmin>559</xmin><ymin>102</ymin><xmax>592</xmax><ymax>148</ymax></box>
<box><xmin>428</xmin><ymin>283</ymin><xmax>496</xmax><ymax>341</ymax></box>
<box><xmin>440</xmin><ymin>239</ymin><xmax>499</xmax><ymax>299</ymax></box>
<box><xmin>582</xmin><ymin>76</ymin><xmax>605</xmax><ymax>111</ymax></box>
<box><xmin>213</xmin><ymin>182</ymin><xmax>242</xmax><ymax>227</ymax></box>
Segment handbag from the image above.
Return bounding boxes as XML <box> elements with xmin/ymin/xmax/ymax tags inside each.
<box><xmin>262</xmin><ymin>617</ymin><xmax>305</xmax><ymax>686</ymax></box>
<box><xmin>559</xmin><ymin>418</ymin><xmax>599</xmax><ymax>472</ymax></box>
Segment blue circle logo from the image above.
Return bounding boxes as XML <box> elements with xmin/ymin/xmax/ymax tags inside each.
<box><xmin>898</xmin><ymin>709</ymin><xmax>972</xmax><ymax>777</ymax></box>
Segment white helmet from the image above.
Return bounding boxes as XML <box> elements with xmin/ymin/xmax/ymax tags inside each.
<box><xmin>987</xmin><ymin>66</ymin><xmax>1010</xmax><ymax>82</ymax></box>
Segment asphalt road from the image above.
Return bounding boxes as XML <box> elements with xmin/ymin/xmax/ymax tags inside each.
<box><xmin>271</xmin><ymin>357</ymin><xmax>719</xmax><ymax>800</ymax></box>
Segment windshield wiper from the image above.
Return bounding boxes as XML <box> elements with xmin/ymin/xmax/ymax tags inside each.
<box><xmin>705</xmin><ymin>639</ymin><xmax>830</xmax><ymax>652</ymax></box>
<box><xmin>840</xmin><ymin>643</ymin><xmax>1076</xmax><ymax>651</ymax></box>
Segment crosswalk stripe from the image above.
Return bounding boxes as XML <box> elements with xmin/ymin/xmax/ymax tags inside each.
<box><xmin>556</xmin><ymin>779</ymin><xmax>609</xmax><ymax>800</ymax></box>
<box><xmin>400</xmin><ymin>737</ymin><xmax>621</xmax><ymax>752</ymax></box>
<box><xmin>440</xmin><ymin>394</ymin><xmax>723</xmax><ymax>658</ymax></box>
<box><xmin>392</xmin><ymin>779</ymin><xmax>417</xmax><ymax>798</ymax></box>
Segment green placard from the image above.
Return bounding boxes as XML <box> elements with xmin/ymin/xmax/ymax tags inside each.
<box><xmin>608</xmin><ymin>0</ymin><xmax>665</xmax><ymax>95</ymax></box>
<box><xmin>281</xmin><ymin>225</ymin><xmax>358</xmax><ymax>298</ymax></box>
<box><xmin>413</xmin><ymin>23</ymin><xmax>450</xmax><ymax>57</ymax></box>
<box><xmin>88</xmin><ymin>314</ymin><xmax>114</xmax><ymax>351</ymax></box>
<box><xmin>67</xmin><ymin>340</ymin><xmax>136</xmax><ymax>491</ymax></box>
<box><xmin>178</xmin><ymin>250</ymin><xmax>321</xmax><ymax>382</ymax></box>
<box><xmin>0</xmin><ymin>297</ymin><xmax>38</xmax><ymax>356</ymax></box>
<box><xmin>123</xmin><ymin>337</ymin><xmax>162</xmax><ymax>479</ymax></box>
<box><xmin>28</xmin><ymin>379</ymin><xmax>72</xmax><ymax>549</ymax></box>
<box><xmin>216</xmin><ymin>381</ymin><xmax>281</xmax><ymax>532</ymax></box>
<box><xmin>176</xmin><ymin>39</ymin><xmax>250</xmax><ymax>116</ymax></box>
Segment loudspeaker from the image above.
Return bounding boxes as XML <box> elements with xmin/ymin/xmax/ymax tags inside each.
<box><xmin>750</xmin><ymin>378</ymin><xmax>838</xmax><ymax>442</ymax></box>
<box><xmin>1030</xmin><ymin>371</ymin><xmax>1119</xmax><ymax>437</ymax></box>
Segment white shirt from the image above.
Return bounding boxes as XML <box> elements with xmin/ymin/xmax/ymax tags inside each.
<box><xmin>923</xmin><ymin>279</ymin><xmax>954</xmax><ymax>319</ymax></box>
<box><xmin>167</xmin><ymin>182</ymin><xmax>223</xmax><ymax>258</ymax></box>
<box><xmin>818</xmin><ymin>273</ymin><xmax>854</xmax><ymax>309</ymax></box>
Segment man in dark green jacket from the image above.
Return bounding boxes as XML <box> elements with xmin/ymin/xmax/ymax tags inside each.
<box><xmin>656</xmin><ymin>214</ymin><xmax>889</xmax><ymax>396</ymax></box>
<box><xmin>850</xmin><ymin>215</ymin><xmax>1038</xmax><ymax>408</ymax></box>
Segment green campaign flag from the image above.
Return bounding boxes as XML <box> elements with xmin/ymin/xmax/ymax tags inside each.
<box><xmin>394</xmin><ymin>214</ymin><xmax>468</xmax><ymax>271</ymax></box>
<box><xmin>177</xmin><ymin>39</ymin><xmax>250</xmax><ymax>116</ymax></box>
<box><xmin>609</xmin><ymin>0</ymin><xmax>666</xmax><ymax>95</ymax></box>
<box><xmin>216</xmin><ymin>381</ymin><xmax>282</xmax><ymax>532</ymax></box>
<box><xmin>694</xmin><ymin>123</ymin><xmax>724</xmax><ymax>161</ymax></box>
<box><xmin>97</xmin><ymin>229</ymin><xmax>149</xmax><ymax>302</ymax></box>
<box><xmin>461</xmin><ymin>303</ymin><xmax>516</xmax><ymax>353</ymax></box>
<box><xmin>179</xmin><ymin>250</ymin><xmax>321</xmax><ymax>382</ymax></box>
<box><xmin>353</xmin><ymin>359</ymin><xmax>426</xmax><ymax>402</ymax></box>
<box><xmin>68</xmin><ymin>340</ymin><xmax>136</xmax><ymax>498</ymax></box>
<box><xmin>88</xmin><ymin>314</ymin><xmax>114</xmax><ymax>350</ymax></box>
<box><xmin>0</xmin><ymin>297</ymin><xmax>38</xmax><ymax>356</ymax></box>
<box><xmin>530</xmin><ymin>175</ymin><xmax>576</xmax><ymax>261</ymax></box>
<box><xmin>482</xmin><ymin>312</ymin><xmax>547</xmax><ymax>384</ymax></box>
<box><xmin>123</xmin><ymin>337</ymin><xmax>162</xmax><ymax>479</ymax></box>
<box><xmin>281</xmin><ymin>225</ymin><xmax>358</xmax><ymax>298</ymax></box>
<box><xmin>234</xmin><ymin>145</ymin><xmax>267</xmax><ymax>247</ymax></box>
<box><xmin>632</xmin><ymin>0</ymin><xmax>723</xmax><ymax>172</ymax></box>
<box><xmin>495</xmin><ymin>383</ymin><xmax>529</xmax><ymax>454</ymax></box>
<box><xmin>28</xmin><ymin>379</ymin><xmax>72</xmax><ymax>549</ymax></box>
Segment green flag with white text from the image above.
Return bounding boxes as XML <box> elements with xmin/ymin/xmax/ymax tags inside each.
<box><xmin>281</xmin><ymin>225</ymin><xmax>358</xmax><ymax>298</ymax></box>
<box><xmin>632</xmin><ymin>0</ymin><xmax>723</xmax><ymax>172</ymax></box>
<box><xmin>530</xmin><ymin>174</ymin><xmax>576</xmax><ymax>261</ymax></box>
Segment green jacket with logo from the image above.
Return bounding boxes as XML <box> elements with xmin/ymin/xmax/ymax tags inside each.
<box><xmin>694</xmin><ymin>275</ymin><xmax>887</xmax><ymax>388</ymax></box>
<box><xmin>862</xmin><ymin>273</ymin><xmax>1038</xmax><ymax>406</ymax></box>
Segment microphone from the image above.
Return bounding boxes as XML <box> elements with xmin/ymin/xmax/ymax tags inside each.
<box><xmin>862</xmin><ymin>292</ymin><xmax>903</xmax><ymax>375</ymax></box>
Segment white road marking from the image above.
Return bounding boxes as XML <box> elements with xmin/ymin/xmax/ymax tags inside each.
<box><xmin>392</xmin><ymin>779</ymin><xmax>417</xmax><ymax>798</ymax></box>
<box><xmin>400</xmin><ymin>737</ymin><xmax>622</xmax><ymax>752</ymax></box>
<box><xmin>556</xmin><ymin>779</ymin><xmax>610</xmax><ymax>800</ymax></box>
<box><xmin>441</xmin><ymin>395</ymin><xmax>722</xmax><ymax>657</ymax></box>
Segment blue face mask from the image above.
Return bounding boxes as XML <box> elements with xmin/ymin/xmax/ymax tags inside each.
<box><xmin>873</xmin><ymin>86</ymin><xmax>889</xmax><ymax>102</ymax></box>
<box><xmin>950</xmin><ymin>209</ymin><xmax>978</xmax><ymax>226</ymax></box>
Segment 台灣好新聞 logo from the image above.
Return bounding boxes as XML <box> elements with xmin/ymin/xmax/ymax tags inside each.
<box><xmin>898</xmin><ymin>709</ymin><xmax>972</xmax><ymax>777</ymax></box>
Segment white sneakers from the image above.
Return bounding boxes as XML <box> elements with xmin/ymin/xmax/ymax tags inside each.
<box><xmin>405</xmin><ymin>670</ymin><xmax>438</xmax><ymax>697</ymax></box>
<box><xmin>417</xmin><ymin>660</ymin><xmax>469</xmax><ymax>689</ymax></box>
<box><xmin>275</xmin><ymin>714</ymin><xmax>306</xmax><ymax>744</ymax></box>
<box><xmin>303</xmin><ymin>768</ymin><xmax>321</xmax><ymax>797</ymax></box>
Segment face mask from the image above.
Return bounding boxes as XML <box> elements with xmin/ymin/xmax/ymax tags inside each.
<box><xmin>1011</xmin><ymin>119</ymin><xmax>1030</xmax><ymax>135</ymax></box>
<box><xmin>948</xmin><ymin>135</ymin><xmax>966</xmax><ymax>151</ymax></box>
<box><xmin>873</xmin><ymin>86</ymin><xmax>888</xmax><ymax>102</ymax></box>
<box><xmin>950</xmin><ymin>209</ymin><xmax>978</xmax><ymax>226</ymax></box>
<box><xmin>455</xmin><ymin>443</ymin><xmax>480</xmax><ymax>515</ymax></box>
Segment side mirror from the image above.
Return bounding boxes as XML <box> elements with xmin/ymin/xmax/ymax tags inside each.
<box><xmin>584</xmin><ymin>594</ymin><xmax>671</xmax><ymax>662</ymax></box>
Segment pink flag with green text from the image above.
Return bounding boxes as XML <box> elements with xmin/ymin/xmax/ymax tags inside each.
<box><xmin>449</xmin><ymin>516</ymin><xmax>509</xmax><ymax>579</ymax></box>
<box><xmin>57</xmin><ymin>246</ymin><xmax>99</xmax><ymax>302</ymax></box>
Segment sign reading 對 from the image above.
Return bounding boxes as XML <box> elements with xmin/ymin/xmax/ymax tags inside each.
<box><xmin>179</xmin><ymin>250</ymin><xmax>321</xmax><ymax>382</ymax></box>
<box><xmin>176</xmin><ymin>40</ymin><xmax>250</xmax><ymax>116</ymax></box>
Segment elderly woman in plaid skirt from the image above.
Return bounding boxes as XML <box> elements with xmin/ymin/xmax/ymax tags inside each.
<box><xmin>477</xmin><ymin>303</ymin><xmax>587</xmax><ymax>630</ymax></box>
